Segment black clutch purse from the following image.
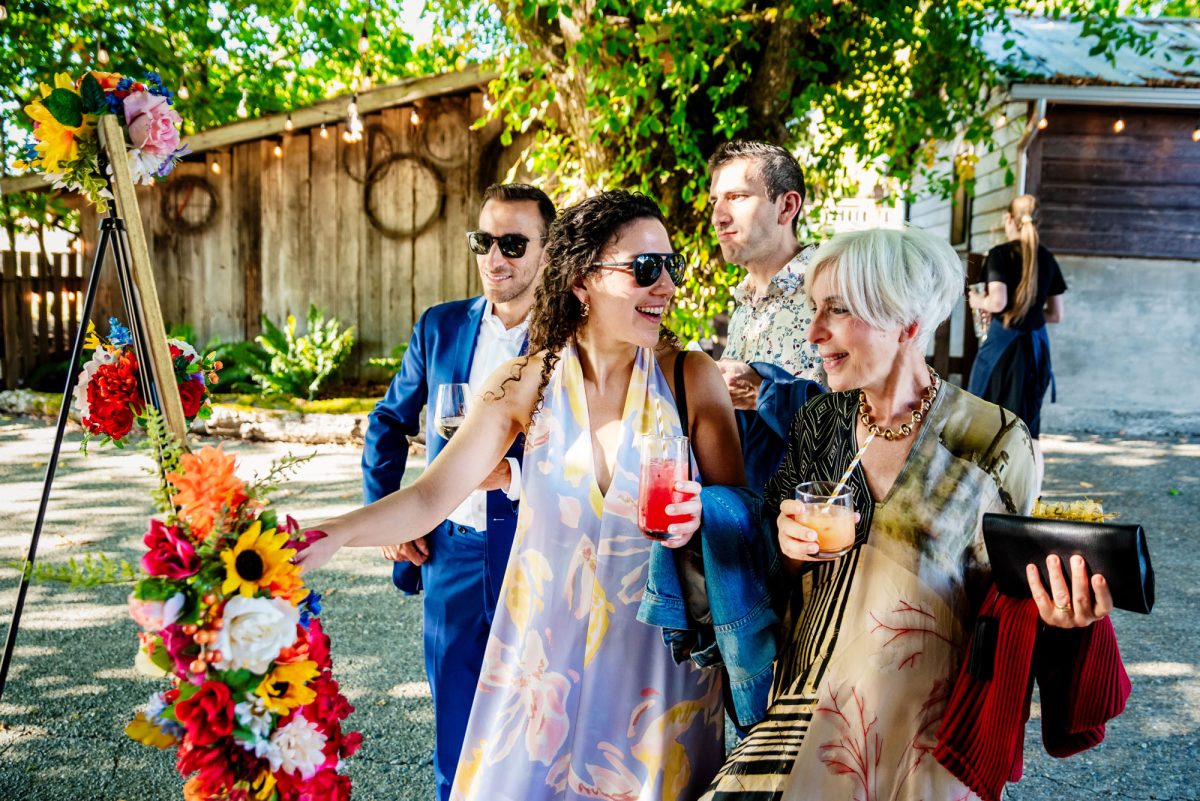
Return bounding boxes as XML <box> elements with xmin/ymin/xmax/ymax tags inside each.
<box><xmin>981</xmin><ymin>513</ymin><xmax>1155</xmax><ymax>614</ymax></box>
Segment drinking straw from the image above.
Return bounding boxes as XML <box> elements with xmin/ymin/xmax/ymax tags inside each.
<box><xmin>825</xmin><ymin>431</ymin><xmax>876</xmax><ymax>505</ymax></box>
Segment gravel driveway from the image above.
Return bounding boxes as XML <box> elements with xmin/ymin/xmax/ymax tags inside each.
<box><xmin>0</xmin><ymin>417</ymin><xmax>1195</xmax><ymax>800</ymax></box>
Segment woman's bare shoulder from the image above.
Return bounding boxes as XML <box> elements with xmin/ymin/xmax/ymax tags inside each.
<box><xmin>480</xmin><ymin>352</ymin><xmax>550</xmax><ymax>413</ymax></box>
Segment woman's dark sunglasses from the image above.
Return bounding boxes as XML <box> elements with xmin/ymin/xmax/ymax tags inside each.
<box><xmin>593</xmin><ymin>253</ymin><xmax>686</xmax><ymax>287</ymax></box>
<box><xmin>467</xmin><ymin>230</ymin><xmax>537</xmax><ymax>259</ymax></box>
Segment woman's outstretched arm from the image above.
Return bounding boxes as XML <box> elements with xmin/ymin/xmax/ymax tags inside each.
<box><xmin>295</xmin><ymin>356</ymin><xmax>538</xmax><ymax>571</ymax></box>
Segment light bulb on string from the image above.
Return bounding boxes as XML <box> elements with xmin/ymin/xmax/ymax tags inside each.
<box><xmin>178</xmin><ymin>84</ymin><xmax>189</xmax><ymax>100</ymax></box>
<box><xmin>410</xmin><ymin>106</ymin><xmax>421</xmax><ymax>126</ymax></box>
<box><xmin>284</xmin><ymin>113</ymin><xmax>294</xmax><ymax>132</ymax></box>
<box><xmin>482</xmin><ymin>93</ymin><xmax>494</xmax><ymax>112</ymax></box>
<box><xmin>319</xmin><ymin>123</ymin><xmax>329</xmax><ymax>139</ymax></box>
<box><xmin>97</xmin><ymin>46</ymin><xmax>110</xmax><ymax>65</ymax></box>
<box><xmin>995</xmin><ymin>112</ymin><xmax>1007</xmax><ymax>128</ymax></box>
<box><xmin>1037</xmin><ymin>117</ymin><xmax>1048</xmax><ymax>131</ymax></box>
<box><xmin>237</xmin><ymin>91</ymin><xmax>249</xmax><ymax>119</ymax></box>
<box><xmin>0</xmin><ymin>4</ymin><xmax>9</xmax><ymax>22</ymax></box>
<box><xmin>273</xmin><ymin>142</ymin><xmax>283</xmax><ymax>158</ymax></box>
<box><xmin>1192</xmin><ymin>125</ymin><xmax>1200</xmax><ymax>143</ymax></box>
<box><xmin>344</xmin><ymin>94</ymin><xmax>363</xmax><ymax>143</ymax></box>
<box><xmin>211</xmin><ymin>160</ymin><xmax>221</xmax><ymax>175</ymax></box>
<box><xmin>358</xmin><ymin>25</ymin><xmax>370</xmax><ymax>55</ymax></box>
<box><xmin>1113</xmin><ymin>118</ymin><xmax>1126</xmax><ymax>134</ymax></box>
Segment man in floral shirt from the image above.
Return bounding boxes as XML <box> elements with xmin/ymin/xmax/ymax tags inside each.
<box><xmin>707</xmin><ymin>140</ymin><xmax>824</xmax><ymax>489</ymax></box>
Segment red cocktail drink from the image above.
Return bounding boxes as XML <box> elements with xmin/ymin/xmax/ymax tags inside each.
<box><xmin>638</xmin><ymin>435</ymin><xmax>690</xmax><ymax>540</ymax></box>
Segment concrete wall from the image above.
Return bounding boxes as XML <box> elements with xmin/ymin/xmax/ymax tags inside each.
<box><xmin>1042</xmin><ymin>255</ymin><xmax>1200</xmax><ymax>435</ymax></box>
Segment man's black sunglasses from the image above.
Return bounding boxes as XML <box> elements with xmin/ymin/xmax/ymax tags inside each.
<box><xmin>593</xmin><ymin>253</ymin><xmax>686</xmax><ymax>287</ymax></box>
<box><xmin>467</xmin><ymin>230</ymin><xmax>539</xmax><ymax>259</ymax></box>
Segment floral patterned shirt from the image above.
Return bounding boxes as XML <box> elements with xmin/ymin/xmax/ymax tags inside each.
<box><xmin>724</xmin><ymin>245</ymin><xmax>824</xmax><ymax>384</ymax></box>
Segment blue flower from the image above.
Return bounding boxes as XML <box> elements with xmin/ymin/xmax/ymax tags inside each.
<box><xmin>146</xmin><ymin>71</ymin><xmax>162</xmax><ymax>84</ymax></box>
<box><xmin>107</xmin><ymin>317</ymin><xmax>133</xmax><ymax>347</ymax></box>
<box><xmin>116</xmin><ymin>77</ymin><xmax>134</xmax><ymax>91</ymax></box>
<box><xmin>105</xmin><ymin>94</ymin><xmax>124</xmax><ymax>115</ymax></box>
<box><xmin>20</xmin><ymin>141</ymin><xmax>38</xmax><ymax>162</ymax></box>
<box><xmin>299</xmin><ymin>591</ymin><xmax>323</xmax><ymax>628</ymax></box>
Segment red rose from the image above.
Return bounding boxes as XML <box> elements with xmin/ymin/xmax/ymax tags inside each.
<box><xmin>174</xmin><ymin>680</ymin><xmax>235</xmax><ymax>746</ymax></box>
<box><xmin>177</xmin><ymin>379</ymin><xmax>205</xmax><ymax>418</ymax></box>
<box><xmin>176</xmin><ymin>735</ymin><xmax>257</xmax><ymax>796</ymax></box>
<box><xmin>141</xmin><ymin>518</ymin><xmax>200</xmax><ymax>579</ymax></box>
<box><xmin>276</xmin><ymin>767</ymin><xmax>351</xmax><ymax>801</ymax></box>
<box><xmin>84</xmin><ymin>351</ymin><xmax>143</xmax><ymax>439</ymax></box>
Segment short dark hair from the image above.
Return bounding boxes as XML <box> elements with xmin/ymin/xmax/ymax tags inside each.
<box><xmin>482</xmin><ymin>183</ymin><xmax>557</xmax><ymax>233</ymax></box>
<box><xmin>707</xmin><ymin>140</ymin><xmax>806</xmax><ymax>233</ymax></box>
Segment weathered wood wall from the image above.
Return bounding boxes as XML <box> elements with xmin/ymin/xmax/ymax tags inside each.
<box><xmin>1027</xmin><ymin>105</ymin><xmax>1200</xmax><ymax>259</ymax></box>
<box><xmin>76</xmin><ymin>89</ymin><xmax>523</xmax><ymax>381</ymax></box>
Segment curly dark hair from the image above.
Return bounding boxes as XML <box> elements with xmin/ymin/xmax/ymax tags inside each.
<box><xmin>507</xmin><ymin>190</ymin><xmax>678</xmax><ymax>420</ymax></box>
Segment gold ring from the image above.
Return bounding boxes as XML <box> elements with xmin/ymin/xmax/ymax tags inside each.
<box><xmin>1055</xmin><ymin>602</ymin><xmax>1072</xmax><ymax>614</ymax></box>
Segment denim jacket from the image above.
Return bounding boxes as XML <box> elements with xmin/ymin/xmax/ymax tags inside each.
<box><xmin>636</xmin><ymin>484</ymin><xmax>782</xmax><ymax>728</ymax></box>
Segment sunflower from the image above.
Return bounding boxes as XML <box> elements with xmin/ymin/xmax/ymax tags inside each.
<box><xmin>255</xmin><ymin>659</ymin><xmax>318</xmax><ymax>715</ymax></box>
<box><xmin>221</xmin><ymin>521</ymin><xmax>295</xmax><ymax>598</ymax></box>
<box><xmin>167</xmin><ymin>445</ymin><xmax>251</xmax><ymax>539</ymax></box>
<box><xmin>22</xmin><ymin>73</ymin><xmax>93</xmax><ymax>171</ymax></box>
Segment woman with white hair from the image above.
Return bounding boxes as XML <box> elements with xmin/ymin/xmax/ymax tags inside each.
<box><xmin>701</xmin><ymin>226</ymin><xmax>1112</xmax><ymax>801</ymax></box>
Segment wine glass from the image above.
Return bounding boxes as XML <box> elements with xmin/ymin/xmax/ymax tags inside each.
<box><xmin>433</xmin><ymin>383</ymin><xmax>470</xmax><ymax>441</ymax></box>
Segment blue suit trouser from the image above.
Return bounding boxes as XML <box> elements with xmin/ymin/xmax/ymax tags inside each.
<box><xmin>419</xmin><ymin>519</ymin><xmax>490</xmax><ymax>801</ymax></box>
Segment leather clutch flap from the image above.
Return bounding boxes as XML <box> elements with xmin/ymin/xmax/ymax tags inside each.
<box><xmin>981</xmin><ymin>513</ymin><xmax>1155</xmax><ymax>614</ymax></box>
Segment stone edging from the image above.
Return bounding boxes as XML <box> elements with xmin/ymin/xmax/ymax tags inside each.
<box><xmin>0</xmin><ymin>389</ymin><xmax>427</xmax><ymax>448</ymax></box>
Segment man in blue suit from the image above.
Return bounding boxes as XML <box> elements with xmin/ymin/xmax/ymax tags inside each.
<box><xmin>362</xmin><ymin>183</ymin><xmax>555</xmax><ymax>801</ymax></box>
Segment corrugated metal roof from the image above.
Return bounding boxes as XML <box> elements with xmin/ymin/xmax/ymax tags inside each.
<box><xmin>980</xmin><ymin>16</ymin><xmax>1200</xmax><ymax>87</ymax></box>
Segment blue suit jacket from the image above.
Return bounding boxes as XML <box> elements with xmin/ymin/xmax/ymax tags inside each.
<box><xmin>361</xmin><ymin>296</ymin><xmax>523</xmax><ymax>617</ymax></box>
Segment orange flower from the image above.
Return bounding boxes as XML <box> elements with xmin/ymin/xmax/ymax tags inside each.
<box><xmin>166</xmin><ymin>445</ymin><xmax>250</xmax><ymax>540</ymax></box>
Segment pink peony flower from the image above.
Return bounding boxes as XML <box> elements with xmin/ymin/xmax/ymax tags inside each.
<box><xmin>141</xmin><ymin>519</ymin><xmax>200</xmax><ymax>579</ymax></box>
<box><xmin>128</xmin><ymin>591</ymin><xmax>185</xmax><ymax>631</ymax></box>
<box><xmin>123</xmin><ymin>91</ymin><xmax>182</xmax><ymax>158</ymax></box>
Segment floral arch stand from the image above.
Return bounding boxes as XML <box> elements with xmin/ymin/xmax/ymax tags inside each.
<box><xmin>0</xmin><ymin>114</ymin><xmax>187</xmax><ymax>701</ymax></box>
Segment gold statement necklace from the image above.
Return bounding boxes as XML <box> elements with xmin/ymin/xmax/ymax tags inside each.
<box><xmin>858</xmin><ymin>366</ymin><xmax>941</xmax><ymax>441</ymax></box>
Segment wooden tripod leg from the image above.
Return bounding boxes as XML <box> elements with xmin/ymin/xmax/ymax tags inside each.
<box><xmin>97</xmin><ymin>114</ymin><xmax>189</xmax><ymax>448</ymax></box>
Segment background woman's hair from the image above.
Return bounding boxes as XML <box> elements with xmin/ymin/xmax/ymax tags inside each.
<box><xmin>1004</xmin><ymin>194</ymin><xmax>1041</xmax><ymax>327</ymax></box>
<box><xmin>518</xmin><ymin>190</ymin><xmax>675</xmax><ymax>418</ymax></box>
<box><xmin>806</xmin><ymin>225</ymin><xmax>964</xmax><ymax>351</ymax></box>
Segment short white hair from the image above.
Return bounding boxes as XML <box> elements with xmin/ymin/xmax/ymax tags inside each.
<box><xmin>807</xmin><ymin>226</ymin><xmax>964</xmax><ymax>350</ymax></box>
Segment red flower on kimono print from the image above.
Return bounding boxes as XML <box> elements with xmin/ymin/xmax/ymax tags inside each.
<box><xmin>817</xmin><ymin>686</ymin><xmax>881</xmax><ymax>801</ymax></box>
<box><xmin>868</xmin><ymin>599</ymin><xmax>954</xmax><ymax>672</ymax></box>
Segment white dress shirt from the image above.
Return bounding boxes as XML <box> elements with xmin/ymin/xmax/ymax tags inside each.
<box><xmin>446</xmin><ymin>302</ymin><xmax>527</xmax><ymax>530</ymax></box>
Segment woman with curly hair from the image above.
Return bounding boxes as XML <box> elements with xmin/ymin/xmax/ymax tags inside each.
<box><xmin>298</xmin><ymin>190</ymin><xmax>745</xmax><ymax>800</ymax></box>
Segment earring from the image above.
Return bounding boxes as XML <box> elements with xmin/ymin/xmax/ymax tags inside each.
<box><xmin>581</xmin><ymin>301</ymin><xmax>590</xmax><ymax>318</ymax></box>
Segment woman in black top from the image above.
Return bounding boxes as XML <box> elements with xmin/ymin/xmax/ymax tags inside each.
<box><xmin>967</xmin><ymin>194</ymin><xmax>1066</xmax><ymax>477</ymax></box>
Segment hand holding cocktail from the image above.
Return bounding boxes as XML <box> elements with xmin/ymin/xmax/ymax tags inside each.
<box><xmin>638</xmin><ymin>435</ymin><xmax>702</xmax><ymax>548</ymax></box>
<box><xmin>778</xmin><ymin>482</ymin><xmax>858</xmax><ymax>566</ymax></box>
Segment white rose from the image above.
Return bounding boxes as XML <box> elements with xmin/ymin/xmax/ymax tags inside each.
<box><xmin>213</xmin><ymin>595</ymin><xmax>299</xmax><ymax>674</ymax></box>
<box><xmin>267</xmin><ymin>713</ymin><xmax>327</xmax><ymax>779</ymax></box>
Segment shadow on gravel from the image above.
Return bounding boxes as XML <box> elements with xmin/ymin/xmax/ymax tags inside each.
<box><xmin>1</xmin><ymin>421</ymin><xmax>1197</xmax><ymax>800</ymax></box>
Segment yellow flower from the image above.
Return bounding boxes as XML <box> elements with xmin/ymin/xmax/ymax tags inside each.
<box><xmin>23</xmin><ymin>73</ymin><xmax>93</xmax><ymax>171</ymax></box>
<box><xmin>221</xmin><ymin>521</ymin><xmax>296</xmax><ymax>598</ymax></box>
<box><xmin>83</xmin><ymin>320</ymin><xmax>102</xmax><ymax>351</ymax></box>
<box><xmin>125</xmin><ymin>711</ymin><xmax>176</xmax><ymax>748</ymax></box>
<box><xmin>256</xmin><ymin>659</ymin><xmax>318</xmax><ymax>715</ymax></box>
<box><xmin>249</xmin><ymin>769</ymin><xmax>277</xmax><ymax>801</ymax></box>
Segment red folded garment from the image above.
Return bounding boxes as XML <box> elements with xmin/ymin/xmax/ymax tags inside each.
<box><xmin>934</xmin><ymin>585</ymin><xmax>1130</xmax><ymax>801</ymax></box>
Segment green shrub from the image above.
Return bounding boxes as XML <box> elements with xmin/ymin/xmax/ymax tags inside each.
<box><xmin>367</xmin><ymin>341</ymin><xmax>409</xmax><ymax>374</ymax></box>
<box><xmin>204</xmin><ymin>337</ymin><xmax>270</xmax><ymax>394</ymax></box>
<box><xmin>254</xmin><ymin>305</ymin><xmax>355</xmax><ymax>400</ymax></box>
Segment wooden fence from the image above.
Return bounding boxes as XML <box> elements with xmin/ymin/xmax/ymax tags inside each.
<box><xmin>0</xmin><ymin>249</ymin><xmax>85</xmax><ymax>389</ymax></box>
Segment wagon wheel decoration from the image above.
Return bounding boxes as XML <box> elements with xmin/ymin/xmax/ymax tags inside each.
<box><xmin>160</xmin><ymin>174</ymin><xmax>219</xmax><ymax>235</ymax></box>
<box><xmin>363</xmin><ymin>153</ymin><xmax>446</xmax><ymax>239</ymax></box>
<box><xmin>341</xmin><ymin>122</ymin><xmax>395</xmax><ymax>184</ymax></box>
<box><xmin>418</xmin><ymin>102</ymin><xmax>470</xmax><ymax>169</ymax></box>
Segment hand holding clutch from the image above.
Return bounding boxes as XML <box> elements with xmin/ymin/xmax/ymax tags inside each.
<box><xmin>982</xmin><ymin>513</ymin><xmax>1155</xmax><ymax>615</ymax></box>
